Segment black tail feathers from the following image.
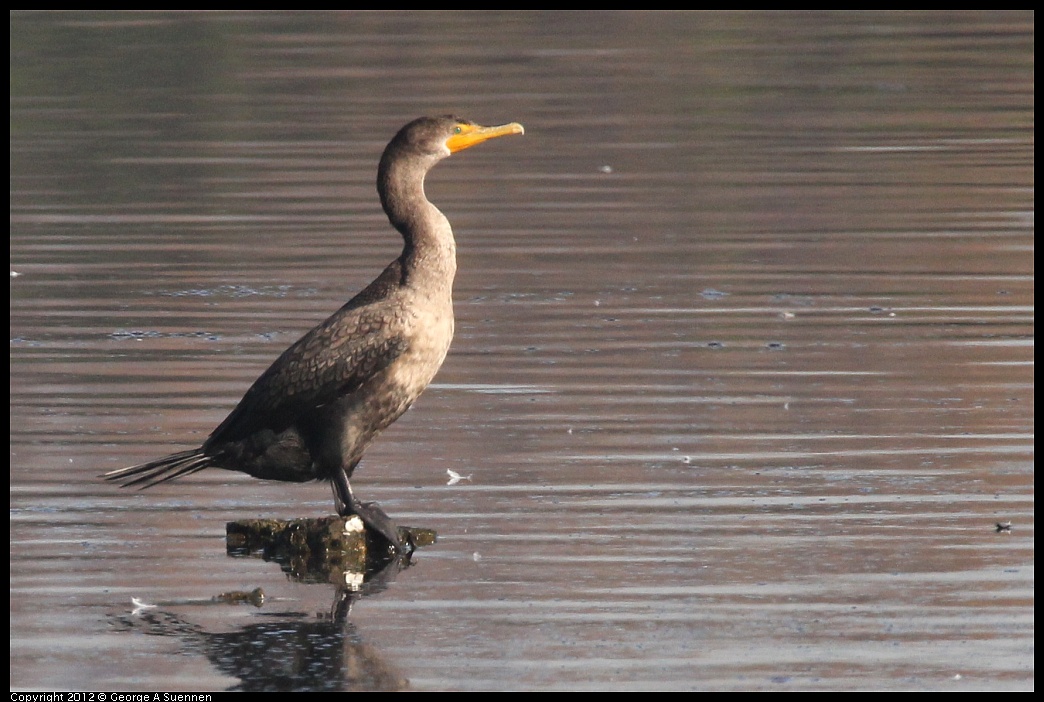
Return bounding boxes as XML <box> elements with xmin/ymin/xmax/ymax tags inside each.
<box><xmin>102</xmin><ymin>448</ymin><xmax>212</xmax><ymax>488</ymax></box>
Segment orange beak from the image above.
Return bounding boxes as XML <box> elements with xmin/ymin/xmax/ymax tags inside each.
<box><xmin>446</xmin><ymin>121</ymin><xmax>525</xmax><ymax>153</ymax></box>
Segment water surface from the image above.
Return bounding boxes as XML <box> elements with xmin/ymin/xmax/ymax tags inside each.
<box><xmin>10</xmin><ymin>10</ymin><xmax>1034</xmax><ymax>691</ymax></box>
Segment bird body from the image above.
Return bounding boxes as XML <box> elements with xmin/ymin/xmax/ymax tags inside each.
<box><xmin>104</xmin><ymin>116</ymin><xmax>524</xmax><ymax>552</ymax></box>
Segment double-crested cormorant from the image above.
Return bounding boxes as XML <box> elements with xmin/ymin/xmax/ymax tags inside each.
<box><xmin>104</xmin><ymin>115</ymin><xmax>524</xmax><ymax>553</ymax></box>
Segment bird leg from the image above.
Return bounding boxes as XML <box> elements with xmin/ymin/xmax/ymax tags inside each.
<box><xmin>331</xmin><ymin>469</ymin><xmax>408</xmax><ymax>555</ymax></box>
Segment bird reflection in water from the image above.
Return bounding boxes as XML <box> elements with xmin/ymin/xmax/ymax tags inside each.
<box><xmin>110</xmin><ymin>556</ymin><xmax>410</xmax><ymax>691</ymax></box>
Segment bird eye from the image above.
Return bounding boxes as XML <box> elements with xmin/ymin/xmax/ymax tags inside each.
<box><xmin>453</xmin><ymin>126</ymin><xmax>462</xmax><ymax>134</ymax></box>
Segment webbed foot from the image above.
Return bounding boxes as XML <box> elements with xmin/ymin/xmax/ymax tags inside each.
<box><xmin>332</xmin><ymin>470</ymin><xmax>410</xmax><ymax>556</ymax></box>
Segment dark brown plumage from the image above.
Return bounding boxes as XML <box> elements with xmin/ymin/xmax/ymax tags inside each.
<box><xmin>103</xmin><ymin>116</ymin><xmax>524</xmax><ymax>553</ymax></box>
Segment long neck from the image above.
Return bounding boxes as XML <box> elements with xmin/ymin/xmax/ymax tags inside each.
<box><xmin>378</xmin><ymin>150</ymin><xmax>457</xmax><ymax>294</ymax></box>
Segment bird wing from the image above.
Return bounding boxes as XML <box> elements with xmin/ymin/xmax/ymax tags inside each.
<box><xmin>205</xmin><ymin>272</ymin><xmax>412</xmax><ymax>447</ymax></box>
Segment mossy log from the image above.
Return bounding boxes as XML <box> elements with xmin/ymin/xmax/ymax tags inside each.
<box><xmin>226</xmin><ymin>516</ymin><xmax>436</xmax><ymax>584</ymax></box>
